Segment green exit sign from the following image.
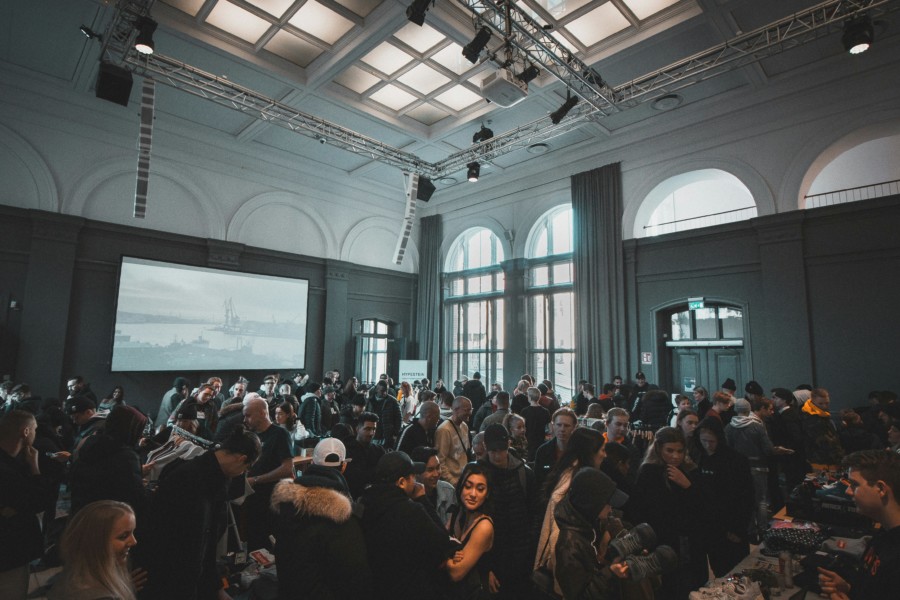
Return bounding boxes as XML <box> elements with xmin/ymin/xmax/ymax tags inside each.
<box><xmin>688</xmin><ymin>297</ymin><xmax>705</xmax><ymax>310</ymax></box>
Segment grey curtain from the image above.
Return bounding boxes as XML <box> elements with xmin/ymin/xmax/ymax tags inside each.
<box><xmin>415</xmin><ymin>215</ymin><xmax>443</xmax><ymax>378</ymax></box>
<box><xmin>572</xmin><ymin>163</ymin><xmax>627</xmax><ymax>385</ymax></box>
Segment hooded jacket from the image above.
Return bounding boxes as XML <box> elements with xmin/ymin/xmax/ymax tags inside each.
<box><xmin>271</xmin><ymin>466</ymin><xmax>372</xmax><ymax>600</ymax></box>
<box><xmin>800</xmin><ymin>400</ymin><xmax>844</xmax><ymax>466</ymax></box>
<box><xmin>68</xmin><ymin>433</ymin><xmax>145</xmax><ymax>518</ymax></box>
<box><xmin>724</xmin><ymin>413</ymin><xmax>775</xmax><ymax>467</ymax></box>
<box><xmin>553</xmin><ymin>495</ymin><xmax>613</xmax><ymax>600</ymax></box>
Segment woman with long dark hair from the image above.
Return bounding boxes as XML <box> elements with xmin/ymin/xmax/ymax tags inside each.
<box><xmin>632</xmin><ymin>427</ymin><xmax>707</xmax><ymax>600</ymax></box>
<box><xmin>445</xmin><ymin>462</ymin><xmax>495</xmax><ymax>600</ymax></box>
<box><xmin>49</xmin><ymin>500</ymin><xmax>141</xmax><ymax>600</ymax></box>
<box><xmin>534</xmin><ymin>427</ymin><xmax>606</xmax><ymax>595</ymax></box>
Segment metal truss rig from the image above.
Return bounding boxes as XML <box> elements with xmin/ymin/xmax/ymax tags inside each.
<box><xmin>102</xmin><ymin>0</ymin><xmax>897</xmax><ymax>181</ymax></box>
<box><xmin>613</xmin><ymin>0</ymin><xmax>898</xmax><ymax>108</ymax></box>
<box><xmin>450</xmin><ymin>0</ymin><xmax>620</xmax><ymax>116</ymax></box>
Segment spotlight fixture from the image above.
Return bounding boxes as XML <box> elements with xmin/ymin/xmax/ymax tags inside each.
<box><xmin>472</xmin><ymin>124</ymin><xmax>494</xmax><ymax>144</ymax></box>
<box><xmin>467</xmin><ymin>162</ymin><xmax>480</xmax><ymax>182</ymax></box>
<box><xmin>517</xmin><ymin>64</ymin><xmax>540</xmax><ymax>84</ymax></box>
<box><xmin>80</xmin><ymin>25</ymin><xmax>102</xmax><ymax>41</ymax></box>
<box><xmin>463</xmin><ymin>26</ymin><xmax>492</xmax><ymax>64</ymax></box>
<box><xmin>134</xmin><ymin>16</ymin><xmax>157</xmax><ymax>55</ymax></box>
<box><xmin>550</xmin><ymin>93</ymin><xmax>578</xmax><ymax>124</ymax></box>
<box><xmin>842</xmin><ymin>16</ymin><xmax>874</xmax><ymax>54</ymax></box>
<box><xmin>406</xmin><ymin>0</ymin><xmax>432</xmax><ymax>26</ymax></box>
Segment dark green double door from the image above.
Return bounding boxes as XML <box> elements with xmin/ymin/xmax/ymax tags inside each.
<box><xmin>670</xmin><ymin>346</ymin><xmax>744</xmax><ymax>395</ymax></box>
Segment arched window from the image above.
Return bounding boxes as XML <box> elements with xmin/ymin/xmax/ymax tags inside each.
<box><xmin>356</xmin><ymin>318</ymin><xmax>391</xmax><ymax>385</ymax></box>
<box><xmin>634</xmin><ymin>169</ymin><xmax>757</xmax><ymax>238</ymax></box>
<box><xmin>804</xmin><ymin>134</ymin><xmax>900</xmax><ymax>208</ymax></box>
<box><xmin>445</xmin><ymin>228</ymin><xmax>505</xmax><ymax>386</ymax></box>
<box><xmin>526</xmin><ymin>205</ymin><xmax>575</xmax><ymax>400</ymax></box>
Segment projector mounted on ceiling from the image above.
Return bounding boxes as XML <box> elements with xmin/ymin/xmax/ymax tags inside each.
<box><xmin>480</xmin><ymin>68</ymin><xmax>528</xmax><ymax>108</ymax></box>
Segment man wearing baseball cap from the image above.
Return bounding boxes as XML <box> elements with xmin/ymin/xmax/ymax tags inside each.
<box><xmin>272</xmin><ymin>437</ymin><xmax>371</xmax><ymax>599</ymax></box>
<box><xmin>360</xmin><ymin>451</ymin><xmax>456</xmax><ymax>600</ymax></box>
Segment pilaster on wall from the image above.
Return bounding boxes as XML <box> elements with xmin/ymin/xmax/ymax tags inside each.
<box><xmin>323</xmin><ymin>260</ymin><xmax>349</xmax><ymax>376</ymax></box>
<box><xmin>623</xmin><ymin>240</ymin><xmax>639</xmax><ymax>382</ymax></box>
<box><xmin>753</xmin><ymin>212</ymin><xmax>814</xmax><ymax>386</ymax></box>
<box><xmin>19</xmin><ymin>212</ymin><xmax>84</xmax><ymax>391</ymax></box>
<box><xmin>501</xmin><ymin>257</ymin><xmax>528</xmax><ymax>391</ymax></box>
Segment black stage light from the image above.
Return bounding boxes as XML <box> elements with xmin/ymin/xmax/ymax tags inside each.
<box><xmin>517</xmin><ymin>64</ymin><xmax>540</xmax><ymax>84</ymax></box>
<box><xmin>550</xmin><ymin>93</ymin><xmax>578</xmax><ymax>124</ymax></box>
<box><xmin>134</xmin><ymin>16</ymin><xmax>157</xmax><ymax>55</ymax></box>
<box><xmin>843</xmin><ymin>16</ymin><xmax>874</xmax><ymax>54</ymax></box>
<box><xmin>472</xmin><ymin>124</ymin><xmax>494</xmax><ymax>144</ymax></box>
<box><xmin>463</xmin><ymin>27</ymin><xmax>492</xmax><ymax>64</ymax></box>
<box><xmin>467</xmin><ymin>162</ymin><xmax>480</xmax><ymax>182</ymax></box>
<box><xmin>406</xmin><ymin>0</ymin><xmax>431</xmax><ymax>27</ymax></box>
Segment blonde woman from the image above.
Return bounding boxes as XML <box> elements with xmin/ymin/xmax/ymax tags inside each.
<box><xmin>49</xmin><ymin>500</ymin><xmax>146</xmax><ymax>600</ymax></box>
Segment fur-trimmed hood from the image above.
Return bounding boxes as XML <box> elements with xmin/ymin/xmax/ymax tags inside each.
<box><xmin>271</xmin><ymin>480</ymin><xmax>352</xmax><ymax>524</ymax></box>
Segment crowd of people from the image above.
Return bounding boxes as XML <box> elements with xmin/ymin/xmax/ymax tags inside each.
<box><xmin>1</xmin><ymin>370</ymin><xmax>899</xmax><ymax>600</ymax></box>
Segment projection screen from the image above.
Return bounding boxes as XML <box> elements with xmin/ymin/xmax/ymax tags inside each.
<box><xmin>110</xmin><ymin>257</ymin><xmax>309</xmax><ymax>372</ymax></box>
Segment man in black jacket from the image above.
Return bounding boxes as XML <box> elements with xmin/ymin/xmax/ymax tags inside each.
<box><xmin>0</xmin><ymin>410</ymin><xmax>56</xmax><ymax>598</ymax></box>
<box><xmin>462</xmin><ymin>372</ymin><xmax>488</xmax><ymax>414</ymax></box>
<box><xmin>360</xmin><ymin>451</ymin><xmax>455</xmax><ymax>600</ymax></box>
<box><xmin>141</xmin><ymin>428</ymin><xmax>261</xmax><ymax>600</ymax></box>
<box><xmin>479</xmin><ymin>424</ymin><xmax>538</xmax><ymax>600</ymax></box>
<box><xmin>272</xmin><ymin>438</ymin><xmax>372</xmax><ymax>600</ymax></box>
<box><xmin>395</xmin><ymin>400</ymin><xmax>440</xmax><ymax>453</ymax></box>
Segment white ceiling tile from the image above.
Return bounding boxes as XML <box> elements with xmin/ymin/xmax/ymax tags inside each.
<box><xmin>334</xmin><ymin>65</ymin><xmax>382</xmax><ymax>94</ymax></box>
<box><xmin>361</xmin><ymin>42</ymin><xmax>414</xmax><ymax>75</ymax></box>
<box><xmin>430</xmin><ymin>43</ymin><xmax>471</xmax><ymax>76</ymax></box>
<box><xmin>393</xmin><ymin>22</ymin><xmax>446</xmax><ymax>54</ymax></box>
<box><xmin>406</xmin><ymin>104</ymin><xmax>450</xmax><ymax>126</ymax></box>
<box><xmin>565</xmin><ymin>3</ymin><xmax>630</xmax><ymax>47</ymax></box>
<box><xmin>206</xmin><ymin>2</ymin><xmax>272</xmax><ymax>44</ymax></box>
<box><xmin>397</xmin><ymin>64</ymin><xmax>451</xmax><ymax>95</ymax></box>
<box><xmin>288</xmin><ymin>1</ymin><xmax>355</xmax><ymax>45</ymax></box>
<box><xmin>622</xmin><ymin>0</ymin><xmax>680</xmax><ymax>21</ymax></box>
<box><xmin>264</xmin><ymin>29</ymin><xmax>323</xmax><ymax>67</ymax></box>
<box><xmin>434</xmin><ymin>85</ymin><xmax>483</xmax><ymax>111</ymax></box>
<box><xmin>369</xmin><ymin>84</ymin><xmax>418</xmax><ymax>111</ymax></box>
<box><xmin>527</xmin><ymin>0</ymin><xmax>592</xmax><ymax>19</ymax></box>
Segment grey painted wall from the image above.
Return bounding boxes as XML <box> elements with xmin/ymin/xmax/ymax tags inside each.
<box><xmin>627</xmin><ymin>195</ymin><xmax>900</xmax><ymax>412</ymax></box>
<box><xmin>0</xmin><ymin>205</ymin><xmax>416</xmax><ymax>417</ymax></box>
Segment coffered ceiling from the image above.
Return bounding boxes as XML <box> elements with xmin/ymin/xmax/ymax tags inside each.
<box><xmin>3</xmin><ymin>0</ymin><xmax>898</xmax><ymax>192</ymax></box>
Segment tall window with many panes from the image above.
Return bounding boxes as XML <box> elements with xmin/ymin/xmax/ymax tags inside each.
<box><xmin>445</xmin><ymin>228</ymin><xmax>505</xmax><ymax>386</ymax></box>
<box><xmin>356</xmin><ymin>318</ymin><xmax>391</xmax><ymax>385</ymax></box>
<box><xmin>527</xmin><ymin>206</ymin><xmax>575</xmax><ymax>400</ymax></box>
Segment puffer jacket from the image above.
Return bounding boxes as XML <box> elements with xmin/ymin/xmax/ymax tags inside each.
<box><xmin>271</xmin><ymin>466</ymin><xmax>372</xmax><ymax>600</ymax></box>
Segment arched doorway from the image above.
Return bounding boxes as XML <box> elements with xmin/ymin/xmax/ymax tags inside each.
<box><xmin>659</xmin><ymin>301</ymin><xmax>749</xmax><ymax>395</ymax></box>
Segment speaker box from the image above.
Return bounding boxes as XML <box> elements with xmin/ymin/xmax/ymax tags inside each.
<box><xmin>417</xmin><ymin>176</ymin><xmax>436</xmax><ymax>202</ymax></box>
<box><xmin>96</xmin><ymin>62</ymin><xmax>133</xmax><ymax>107</ymax></box>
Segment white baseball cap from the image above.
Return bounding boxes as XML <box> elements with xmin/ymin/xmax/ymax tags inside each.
<box><xmin>312</xmin><ymin>438</ymin><xmax>348</xmax><ymax>467</ymax></box>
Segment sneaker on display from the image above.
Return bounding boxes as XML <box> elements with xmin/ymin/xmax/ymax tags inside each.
<box><xmin>625</xmin><ymin>544</ymin><xmax>677</xmax><ymax>581</ymax></box>
<box><xmin>606</xmin><ymin>522</ymin><xmax>658</xmax><ymax>561</ymax></box>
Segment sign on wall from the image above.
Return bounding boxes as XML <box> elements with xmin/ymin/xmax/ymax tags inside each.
<box><xmin>399</xmin><ymin>360</ymin><xmax>429</xmax><ymax>383</ymax></box>
<box><xmin>641</xmin><ymin>352</ymin><xmax>653</xmax><ymax>365</ymax></box>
